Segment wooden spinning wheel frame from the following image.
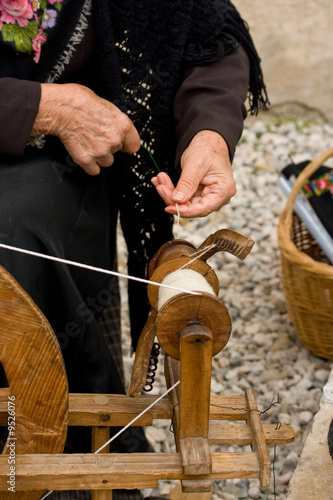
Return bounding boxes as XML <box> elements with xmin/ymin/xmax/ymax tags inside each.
<box><xmin>0</xmin><ymin>230</ymin><xmax>294</xmax><ymax>499</ymax></box>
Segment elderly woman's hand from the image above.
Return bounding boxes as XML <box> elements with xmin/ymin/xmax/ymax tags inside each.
<box><xmin>151</xmin><ymin>130</ymin><xmax>236</xmax><ymax>218</ymax></box>
<box><xmin>31</xmin><ymin>83</ymin><xmax>141</xmax><ymax>175</ymax></box>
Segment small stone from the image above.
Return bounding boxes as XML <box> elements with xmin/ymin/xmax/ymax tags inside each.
<box><xmin>211</xmin><ymin>378</ymin><xmax>224</xmax><ymax>394</ymax></box>
<box><xmin>314</xmin><ymin>368</ymin><xmax>330</xmax><ymax>383</ymax></box>
<box><xmin>218</xmin><ymin>356</ymin><xmax>231</xmax><ymax>369</ymax></box>
<box><xmin>282</xmin><ymin>456</ymin><xmax>298</xmax><ymax>474</ymax></box>
<box><xmin>145</xmin><ymin>427</ymin><xmax>166</xmax><ymax>445</ymax></box>
<box><xmin>223</xmin><ymin>483</ymin><xmax>247</xmax><ymax>498</ymax></box>
<box><xmin>277</xmin><ymin>470</ymin><xmax>293</xmax><ymax>486</ymax></box>
<box><xmin>278</xmin><ymin>412</ymin><xmax>292</xmax><ymax>425</ymax></box>
<box><xmin>229</xmin><ymin>354</ymin><xmax>243</xmax><ymax>367</ymax></box>
<box><xmin>248</xmin><ymin>486</ymin><xmax>260</xmax><ymax>499</ymax></box>
<box><xmin>299</xmin><ymin>410</ymin><xmax>313</xmax><ymax>426</ymax></box>
<box><xmin>253</xmin><ymin>333</ymin><xmax>271</xmax><ymax>346</ymax></box>
<box><xmin>271</xmin><ymin>333</ymin><xmax>293</xmax><ymax>351</ymax></box>
<box><xmin>260</xmin><ymin>368</ymin><xmax>287</xmax><ymax>383</ymax></box>
<box><xmin>224</xmin><ymin>368</ymin><xmax>239</xmax><ymax>381</ymax></box>
<box><xmin>217</xmin><ymin>494</ymin><xmax>236</xmax><ymax>500</ymax></box>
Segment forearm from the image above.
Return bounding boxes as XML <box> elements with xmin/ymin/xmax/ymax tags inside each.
<box><xmin>0</xmin><ymin>78</ymin><xmax>41</xmax><ymax>155</ymax></box>
<box><xmin>173</xmin><ymin>45</ymin><xmax>250</xmax><ymax>166</ymax></box>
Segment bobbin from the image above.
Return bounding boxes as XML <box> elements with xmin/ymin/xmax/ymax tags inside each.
<box><xmin>148</xmin><ymin>255</ymin><xmax>231</xmax><ymax>360</ymax></box>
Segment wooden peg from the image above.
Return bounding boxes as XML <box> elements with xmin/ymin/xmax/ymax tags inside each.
<box><xmin>245</xmin><ymin>388</ymin><xmax>271</xmax><ymax>487</ymax></box>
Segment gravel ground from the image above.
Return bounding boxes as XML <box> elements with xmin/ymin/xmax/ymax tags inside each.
<box><xmin>118</xmin><ymin>112</ymin><xmax>333</xmax><ymax>500</ymax></box>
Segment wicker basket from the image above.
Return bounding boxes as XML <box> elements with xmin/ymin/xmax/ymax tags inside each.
<box><xmin>277</xmin><ymin>147</ymin><xmax>333</xmax><ymax>359</ymax></box>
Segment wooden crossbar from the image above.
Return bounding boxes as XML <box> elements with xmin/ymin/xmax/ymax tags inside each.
<box><xmin>0</xmin><ymin>393</ymin><xmax>248</xmax><ymax>427</ymax></box>
<box><xmin>0</xmin><ymin>452</ymin><xmax>261</xmax><ymax>491</ymax></box>
<box><xmin>208</xmin><ymin>423</ymin><xmax>294</xmax><ymax>445</ymax></box>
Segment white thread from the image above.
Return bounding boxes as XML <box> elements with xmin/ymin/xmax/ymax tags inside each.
<box><xmin>175</xmin><ymin>203</ymin><xmax>180</xmax><ymax>239</ymax></box>
<box><xmin>94</xmin><ymin>380</ymin><xmax>180</xmax><ymax>453</ymax></box>
<box><xmin>40</xmin><ymin>490</ymin><xmax>54</xmax><ymax>499</ymax></box>
<box><xmin>179</xmin><ymin>244</ymin><xmax>216</xmax><ymax>270</ymax></box>
<box><xmin>158</xmin><ymin>269</ymin><xmax>216</xmax><ymax>310</ymax></box>
<box><xmin>39</xmin><ymin>380</ymin><xmax>180</xmax><ymax>500</ymax></box>
<box><xmin>0</xmin><ymin>243</ymin><xmax>199</xmax><ymax>297</ymax></box>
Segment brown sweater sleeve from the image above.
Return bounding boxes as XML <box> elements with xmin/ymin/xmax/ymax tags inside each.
<box><xmin>0</xmin><ymin>78</ymin><xmax>41</xmax><ymax>155</ymax></box>
<box><xmin>173</xmin><ymin>45</ymin><xmax>250</xmax><ymax>166</ymax></box>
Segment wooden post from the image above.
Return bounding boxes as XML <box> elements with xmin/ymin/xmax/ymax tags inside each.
<box><xmin>165</xmin><ymin>355</ymin><xmax>212</xmax><ymax>493</ymax></box>
<box><xmin>92</xmin><ymin>426</ymin><xmax>112</xmax><ymax>500</ymax></box>
<box><xmin>179</xmin><ymin>323</ymin><xmax>213</xmax><ymax>476</ymax></box>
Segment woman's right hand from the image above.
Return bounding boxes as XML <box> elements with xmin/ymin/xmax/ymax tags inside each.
<box><xmin>31</xmin><ymin>83</ymin><xmax>141</xmax><ymax>175</ymax></box>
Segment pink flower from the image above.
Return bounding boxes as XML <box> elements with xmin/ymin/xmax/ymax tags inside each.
<box><xmin>0</xmin><ymin>0</ymin><xmax>34</xmax><ymax>27</ymax></box>
<box><xmin>317</xmin><ymin>178</ymin><xmax>329</xmax><ymax>190</ymax></box>
<box><xmin>32</xmin><ymin>28</ymin><xmax>46</xmax><ymax>63</ymax></box>
<box><xmin>48</xmin><ymin>0</ymin><xmax>61</xmax><ymax>3</ymax></box>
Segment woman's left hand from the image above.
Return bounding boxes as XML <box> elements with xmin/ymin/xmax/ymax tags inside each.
<box><xmin>151</xmin><ymin>130</ymin><xmax>236</xmax><ymax>218</ymax></box>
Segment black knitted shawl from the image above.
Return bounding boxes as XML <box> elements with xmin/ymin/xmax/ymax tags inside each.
<box><xmin>93</xmin><ymin>0</ymin><xmax>269</xmax><ymax>348</ymax></box>
<box><xmin>0</xmin><ymin>0</ymin><xmax>268</xmax><ymax>348</ymax></box>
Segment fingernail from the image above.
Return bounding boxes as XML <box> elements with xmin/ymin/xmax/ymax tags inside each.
<box><xmin>172</xmin><ymin>191</ymin><xmax>185</xmax><ymax>202</ymax></box>
<box><xmin>157</xmin><ymin>173</ymin><xmax>165</xmax><ymax>184</ymax></box>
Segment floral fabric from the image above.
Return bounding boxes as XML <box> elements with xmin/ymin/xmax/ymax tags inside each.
<box><xmin>282</xmin><ymin>160</ymin><xmax>333</xmax><ymax>238</ymax></box>
<box><xmin>0</xmin><ymin>0</ymin><xmax>63</xmax><ymax>62</ymax></box>
<box><xmin>303</xmin><ymin>172</ymin><xmax>333</xmax><ymax>199</ymax></box>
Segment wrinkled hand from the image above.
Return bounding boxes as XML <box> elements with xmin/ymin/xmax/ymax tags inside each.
<box><xmin>151</xmin><ymin>130</ymin><xmax>236</xmax><ymax>218</ymax></box>
<box><xmin>31</xmin><ymin>83</ymin><xmax>140</xmax><ymax>175</ymax></box>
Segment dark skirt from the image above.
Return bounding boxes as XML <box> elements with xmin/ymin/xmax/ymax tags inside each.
<box><xmin>0</xmin><ymin>138</ymin><xmax>124</xmax><ymax>394</ymax></box>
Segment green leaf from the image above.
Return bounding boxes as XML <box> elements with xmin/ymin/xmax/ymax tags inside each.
<box><xmin>2</xmin><ymin>23</ymin><xmax>33</xmax><ymax>54</ymax></box>
<box><xmin>2</xmin><ymin>24</ymin><xmax>18</xmax><ymax>43</ymax></box>
<box><xmin>25</xmin><ymin>20</ymin><xmax>39</xmax><ymax>39</ymax></box>
<box><xmin>14</xmin><ymin>30</ymin><xmax>33</xmax><ymax>54</ymax></box>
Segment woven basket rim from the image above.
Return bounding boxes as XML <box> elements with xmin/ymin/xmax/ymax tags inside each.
<box><xmin>278</xmin><ymin>147</ymin><xmax>333</xmax><ymax>276</ymax></box>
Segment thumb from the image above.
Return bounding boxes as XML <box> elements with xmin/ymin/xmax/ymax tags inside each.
<box><xmin>170</xmin><ymin>165</ymin><xmax>201</xmax><ymax>204</ymax></box>
<box><xmin>171</xmin><ymin>165</ymin><xmax>201</xmax><ymax>203</ymax></box>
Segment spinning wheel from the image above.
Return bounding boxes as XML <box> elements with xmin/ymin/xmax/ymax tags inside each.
<box><xmin>0</xmin><ymin>230</ymin><xmax>294</xmax><ymax>498</ymax></box>
<box><xmin>0</xmin><ymin>266</ymin><xmax>68</xmax><ymax>500</ymax></box>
